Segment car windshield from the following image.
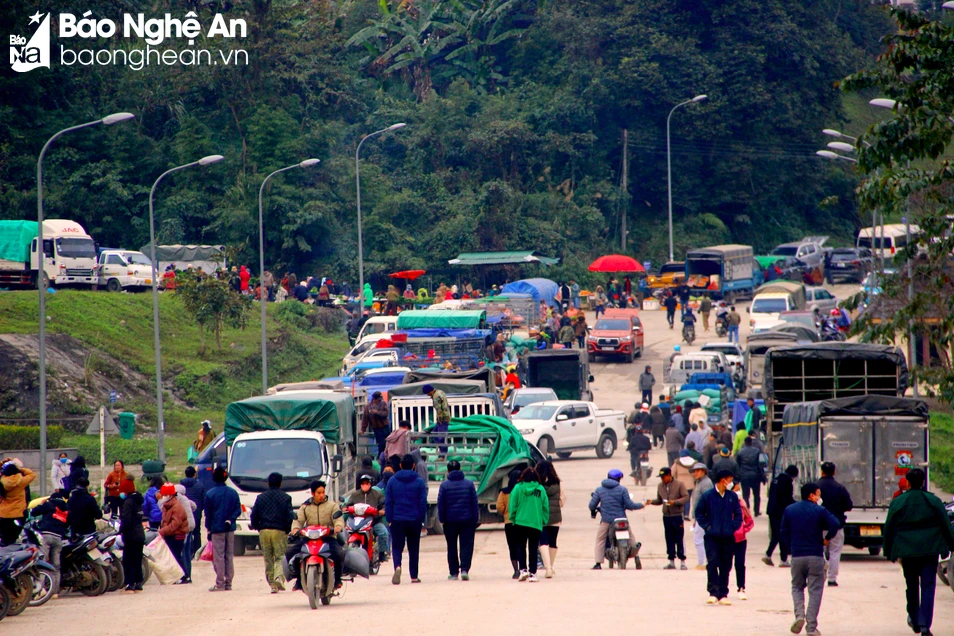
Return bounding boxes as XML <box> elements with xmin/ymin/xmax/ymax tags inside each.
<box><xmin>830</xmin><ymin>252</ymin><xmax>858</xmax><ymax>262</ymax></box>
<box><xmin>752</xmin><ymin>298</ymin><xmax>789</xmax><ymax>314</ymax></box>
<box><xmin>123</xmin><ymin>252</ymin><xmax>152</xmax><ymax>266</ymax></box>
<box><xmin>595</xmin><ymin>319</ymin><xmax>631</xmax><ymax>331</ymax></box>
<box><xmin>229</xmin><ymin>438</ymin><xmax>323</xmax><ymax>492</ymax></box>
<box><xmin>350</xmin><ymin>341</ymin><xmax>375</xmax><ymax>357</ymax></box>
<box><xmin>702</xmin><ymin>345</ymin><xmax>738</xmax><ymax>356</ymax></box>
<box><xmin>781</xmin><ymin>315</ymin><xmax>815</xmax><ymax>329</ymax></box>
<box><xmin>512</xmin><ymin>405</ymin><xmax>558</xmax><ymax>420</ymax></box>
<box><xmin>772</xmin><ymin>246</ymin><xmax>798</xmax><ymax>256</ymax></box>
<box><xmin>858</xmin><ymin>237</ymin><xmax>892</xmax><ymax>249</ymax></box>
<box><xmin>660</xmin><ymin>264</ymin><xmax>684</xmax><ymax>274</ymax></box>
<box><xmin>513</xmin><ymin>391</ymin><xmax>557</xmax><ymax>408</ymax></box>
<box><xmin>56</xmin><ymin>237</ymin><xmax>96</xmax><ymax>258</ymax></box>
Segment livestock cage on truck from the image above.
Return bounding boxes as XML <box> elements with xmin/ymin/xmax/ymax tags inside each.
<box><xmin>390</xmin><ymin>393</ymin><xmax>505</xmax><ymax>432</ymax></box>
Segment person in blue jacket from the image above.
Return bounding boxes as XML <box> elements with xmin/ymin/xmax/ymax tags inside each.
<box><xmin>384</xmin><ymin>455</ymin><xmax>428</xmax><ymax>585</ymax></box>
<box><xmin>204</xmin><ymin>467</ymin><xmax>241</xmax><ymax>591</ymax></box>
<box><xmin>437</xmin><ymin>460</ymin><xmax>479</xmax><ymax>581</ymax></box>
<box><xmin>588</xmin><ymin>469</ymin><xmax>644</xmax><ymax>569</ymax></box>
<box><xmin>694</xmin><ymin>469</ymin><xmax>743</xmax><ymax>605</ymax></box>
<box><xmin>143</xmin><ymin>476</ymin><xmax>164</xmax><ymax>530</ymax></box>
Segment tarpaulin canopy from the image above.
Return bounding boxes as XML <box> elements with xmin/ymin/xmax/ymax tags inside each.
<box><xmin>500</xmin><ymin>278</ymin><xmax>560</xmax><ymax>309</ymax></box>
<box><xmin>470</xmin><ymin>293</ymin><xmax>532</xmax><ymax>303</ymax></box>
<box><xmin>428</xmin><ymin>415</ymin><xmax>535</xmax><ymax>498</ymax></box>
<box><xmin>267</xmin><ymin>380</ymin><xmax>345</xmax><ymax>395</ymax></box>
<box><xmin>755</xmin><ymin>281</ymin><xmax>806</xmax><ymax>308</ymax></box>
<box><xmin>387</xmin><ymin>379</ymin><xmax>486</xmax><ymax>397</ymax></box>
<box><xmin>396</xmin><ymin>310</ymin><xmax>487</xmax><ymax>330</ymax></box>
<box><xmin>588</xmin><ymin>254</ymin><xmax>645</xmax><ymax>273</ymax></box>
<box><xmin>686</xmin><ymin>244</ymin><xmax>754</xmax><ymax>261</ymax></box>
<box><xmin>0</xmin><ymin>220</ymin><xmax>37</xmax><ymax>263</ymax></box>
<box><xmin>224</xmin><ymin>391</ymin><xmax>354</xmax><ymax>445</ymax></box>
<box><xmin>756</xmin><ymin>255</ymin><xmax>787</xmax><ymax>269</ymax></box>
<box><xmin>448</xmin><ymin>251</ymin><xmax>559</xmax><ymax>266</ymax></box>
<box><xmin>396</xmin><ymin>328</ymin><xmax>492</xmax><ymax>339</ymax></box>
<box><xmin>771</xmin><ymin>324</ymin><xmax>819</xmax><ymax>342</ymax></box>
<box><xmin>140</xmin><ymin>244</ymin><xmax>226</xmax><ymax>275</ymax></box>
<box><xmin>781</xmin><ymin>396</ymin><xmax>929</xmax><ymax>447</ymax></box>
<box><xmin>404</xmin><ymin>367</ymin><xmax>496</xmax><ymax>393</ymax></box>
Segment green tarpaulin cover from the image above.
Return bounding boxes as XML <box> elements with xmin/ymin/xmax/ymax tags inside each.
<box><xmin>224</xmin><ymin>390</ymin><xmax>354</xmax><ymax>446</ymax></box>
<box><xmin>428</xmin><ymin>414</ymin><xmax>534</xmax><ymax>498</ymax></box>
<box><xmin>0</xmin><ymin>221</ymin><xmax>37</xmax><ymax>263</ymax></box>
<box><xmin>396</xmin><ymin>310</ymin><xmax>486</xmax><ymax>330</ymax></box>
<box><xmin>756</xmin><ymin>255</ymin><xmax>786</xmax><ymax>268</ymax></box>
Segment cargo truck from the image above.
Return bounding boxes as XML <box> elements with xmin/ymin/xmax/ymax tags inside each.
<box><xmin>779</xmin><ymin>396</ymin><xmax>929</xmax><ymax>555</ymax></box>
<box><xmin>520</xmin><ymin>349</ymin><xmax>594</xmax><ymax>402</ymax></box>
<box><xmin>0</xmin><ymin>219</ymin><xmax>98</xmax><ymax>288</ymax></box>
<box><xmin>684</xmin><ymin>244</ymin><xmax>757</xmax><ymax>302</ymax></box>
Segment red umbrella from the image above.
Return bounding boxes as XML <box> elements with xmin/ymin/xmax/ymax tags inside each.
<box><xmin>389</xmin><ymin>269</ymin><xmax>426</xmax><ymax>281</ymax></box>
<box><xmin>588</xmin><ymin>254</ymin><xmax>645</xmax><ymax>273</ymax></box>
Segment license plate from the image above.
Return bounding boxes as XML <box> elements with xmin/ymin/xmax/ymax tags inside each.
<box><xmin>835</xmin><ymin>263</ymin><xmax>846</xmax><ymax>268</ymax></box>
<box><xmin>859</xmin><ymin>525</ymin><xmax>881</xmax><ymax>537</ymax></box>
<box><xmin>88</xmin><ymin>547</ymin><xmax>103</xmax><ymax>559</ymax></box>
<box><xmin>601</xmin><ymin>347</ymin><xmax>617</xmax><ymax>351</ymax></box>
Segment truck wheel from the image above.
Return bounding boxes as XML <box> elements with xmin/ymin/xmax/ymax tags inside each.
<box><xmin>596</xmin><ymin>433</ymin><xmax>615</xmax><ymax>459</ymax></box>
<box><xmin>627</xmin><ymin>350</ymin><xmax>634</xmax><ymax>364</ymax></box>
<box><xmin>106</xmin><ymin>278</ymin><xmax>122</xmax><ymax>292</ymax></box>
<box><xmin>867</xmin><ymin>546</ymin><xmax>881</xmax><ymax>557</ymax></box>
<box><xmin>556</xmin><ymin>452</ymin><xmax>572</xmax><ymax>459</ymax></box>
<box><xmin>538</xmin><ymin>436</ymin><xmax>554</xmax><ymax>456</ymax></box>
<box><xmin>233</xmin><ymin>537</ymin><xmax>247</xmax><ymax>557</ymax></box>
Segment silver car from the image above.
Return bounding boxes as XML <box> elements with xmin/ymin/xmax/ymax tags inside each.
<box><xmin>805</xmin><ymin>287</ymin><xmax>838</xmax><ymax>313</ymax></box>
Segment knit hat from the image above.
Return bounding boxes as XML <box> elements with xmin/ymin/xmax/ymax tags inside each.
<box><xmin>692</xmin><ymin>463</ymin><xmax>708</xmax><ymax>472</ymax></box>
<box><xmin>421</xmin><ymin>384</ymin><xmax>435</xmax><ymax>394</ymax></box>
<box><xmin>719</xmin><ymin>447</ymin><xmax>731</xmax><ymax>457</ymax></box>
<box><xmin>1</xmin><ymin>462</ymin><xmax>19</xmax><ymax>476</ymax></box>
<box><xmin>159</xmin><ymin>482</ymin><xmax>176</xmax><ymax>497</ymax></box>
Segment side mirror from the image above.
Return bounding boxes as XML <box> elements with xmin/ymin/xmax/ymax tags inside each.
<box><xmin>332</xmin><ymin>454</ymin><xmax>344</xmax><ymax>474</ymax></box>
<box><xmin>213</xmin><ymin>457</ymin><xmax>227</xmax><ymax>470</ymax></box>
<box><xmin>556</xmin><ymin>414</ymin><xmax>568</xmax><ymax>422</ymax></box>
<box><xmin>588</xmin><ymin>375</ymin><xmax>595</xmax><ymax>383</ymax></box>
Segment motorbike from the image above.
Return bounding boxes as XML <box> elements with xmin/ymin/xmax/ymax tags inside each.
<box><xmin>682</xmin><ymin>322</ymin><xmax>696</xmax><ymax>345</ymax></box>
<box><xmin>283</xmin><ymin>517</ymin><xmax>369</xmax><ymax>610</ymax></box>
<box><xmin>937</xmin><ymin>498</ymin><xmax>954</xmax><ymax>594</ymax></box>
<box><xmin>15</xmin><ymin>522</ymin><xmax>57</xmax><ymax>608</ymax></box>
<box><xmin>58</xmin><ymin>533</ymin><xmax>109</xmax><ymax>596</ymax></box>
<box><xmin>820</xmin><ymin>321</ymin><xmax>847</xmax><ymax>342</ymax></box>
<box><xmin>593</xmin><ymin>507</ymin><xmax>641</xmax><ymax>570</ymax></box>
<box><xmin>633</xmin><ymin>451</ymin><xmax>651</xmax><ymax>487</ymax></box>
<box><xmin>344</xmin><ymin>503</ymin><xmax>382</xmax><ymax>576</ymax></box>
<box><xmin>715</xmin><ymin>314</ymin><xmax>728</xmax><ymax>337</ymax></box>
<box><xmin>0</xmin><ymin>545</ymin><xmax>40</xmax><ymax>618</ymax></box>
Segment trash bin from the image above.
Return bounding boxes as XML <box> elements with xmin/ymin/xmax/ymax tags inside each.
<box><xmin>118</xmin><ymin>412</ymin><xmax>136</xmax><ymax>440</ymax></box>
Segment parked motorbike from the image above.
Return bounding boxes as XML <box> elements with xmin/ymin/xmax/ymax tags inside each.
<box><xmin>820</xmin><ymin>321</ymin><xmax>847</xmax><ymax>342</ymax></box>
<box><xmin>0</xmin><ymin>545</ymin><xmax>40</xmax><ymax>617</ymax></box>
<box><xmin>15</xmin><ymin>522</ymin><xmax>57</xmax><ymax>608</ymax></box>
<box><xmin>283</xmin><ymin>516</ymin><xmax>369</xmax><ymax>610</ymax></box>
<box><xmin>59</xmin><ymin>534</ymin><xmax>108</xmax><ymax>596</ymax></box>
<box><xmin>634</xmin><ymin>451</ymin><xmax>651</xmax><ymax>487</ymax></box>
<box><xmin>344</xmin><ymin>503</ymin><xmax>382</xmax><ymax>576</ymax></box>
<box><xmin>937</xmin><ymin>498</ymin><xmax>954</xmax><ymax>594</ymax></box>
<box><xmin>593</xmin><ymin>507</ymin><xmax>641</xmax><ymax>570</ymax></box>
<box><xmin>682</xmin><ymin>323</ymin><xmax>696</xmax><ymax>345</ymax></box>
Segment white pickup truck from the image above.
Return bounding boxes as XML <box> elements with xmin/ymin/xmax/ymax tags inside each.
<box><xmin>511</xmin><ymin>400</ymin><xmax>626</xmax><ymax>459</ymax></box>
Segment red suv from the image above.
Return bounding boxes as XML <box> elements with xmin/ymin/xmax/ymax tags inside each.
<box><xmin>587</xmin><ymin>308</ymin><xmax>645</xmax><ymax>363</ymax></box>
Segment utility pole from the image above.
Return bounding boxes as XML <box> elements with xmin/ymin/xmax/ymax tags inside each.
<box><xmin>621</xmin><ymin>129</ymin><xmax>628</xmax><ymax>252</ymax></box>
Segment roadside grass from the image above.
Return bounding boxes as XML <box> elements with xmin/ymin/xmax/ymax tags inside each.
<box><xmin>930</xmin><ymin>412</ymin><xmax>954</xmax><ymax>493</ymax></box>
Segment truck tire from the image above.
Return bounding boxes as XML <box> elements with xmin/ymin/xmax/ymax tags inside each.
<box><xmin>233</xmin><ymin>537</ymin><xmax>247</xmax><ymax>557</ymax></box>
<box><xmin>868</xmin><ymin>546</ymin><xmax>881</xmax><ymax>557</ymax></box>
<box><xmin>106</xmin><ymin>278</ymin><xmax>122</xmax><ymax>292</ymax></box>
<box><xmin>596</xmin><ymin>433</ymin><xmax>615</xmax><ymax>459</ymax></box>
<box><xmin>627</xmin><ymin>350</ymin><xmax>634</xmax><ymax>364</ymax></box>
<box><xmin>556</xmin><ymin>452</ymin><xmax>572</xmax><ymax>459</ymax></box>
<box><xmin>538</xmin><ymin>436</ymin><xmax>554</xmax><ymax>456</ymax></box>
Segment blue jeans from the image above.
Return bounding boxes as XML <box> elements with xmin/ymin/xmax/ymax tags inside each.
<box><xmin>572</xmin><ymin>297</ymin><xmax>580</xmax><ymax>309</ymax></box>
<box><xmin>373</xmin><ymin>520</ymin><xmax>390</xmax><ymax>556</ymax></box>
<box><xmin>727</xmin><ymin>325</ymin><xmax>739</xmax><ymax>343</ymax></box>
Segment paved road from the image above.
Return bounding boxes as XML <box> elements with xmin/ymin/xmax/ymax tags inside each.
<box><xmin>16</xmin><ymin>284</ymin><xmax>954</xmax><ymax>635</ymax></box>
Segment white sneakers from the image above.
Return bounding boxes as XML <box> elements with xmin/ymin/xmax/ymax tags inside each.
<box><xmin>518</xmin><ymin>570</ymin><xmax>529</xmax><ymax>582</ymax></box>
<box><xmin>738</xmin><ymin>588</ymin><xmax>747</xmax><ymax>601</ymax></box>
<box><xmin>718</xmin><ymin>598</ymin><xmax>732</xmax><ymax>606</ymax></box>
<box><xmin>706</xmin><ymin>596</ymin><xmax>718</xmax><ymax>605</ymax></box>
<box><xmin>528</xmin><ymin>573</ymin><xmax>539</xmax><ymax>583</ymax></box>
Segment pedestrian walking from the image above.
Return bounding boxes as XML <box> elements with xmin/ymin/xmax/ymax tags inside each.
<box><xmin>700</xmin><ymin>296</ymin><xmax>712</xmax><ymax>331</ymax></box>
<box><xmin>205</xmin><ymin>467</ymin><xmax>242</xmax><ymax>591</ymax></box>
<box><xmin>648</xmin><ymin>405</ymin><xmax>666</xmax><ymax>449</ymax></box>
<box><xmin>158</xmin><ymin>482</ymin><xmax>189</xmax><ymax>579</ymax></box>
<box><xmin>509</xmin><ymin>467</ymin><xmax>549</xmax><ymax>582</ymax></box>
<box><xmin>694</xmin><ymin>469</ymin><xmax>742</xmax><ymax>605</ymax></box>
<box><xmin>174</xmin><ymin>484</ymin><xmax>197</xmax><ymax>584</ymax></box>
<box><xmin>0</xmin><ymin>459</ymin><xmax>35</xmax><ymax>545</ymax></box>
<box><xmin>731</xmin><ymin>481</ymin><xmax>755</xmax><ymax>600</ymax></box>
<box><xmin>883</xmin><ymin>468</ymin><xmax>954</xmax><ymax>636</ymax></box>
<box><xmin>250</xmin><ymin>472</ymin><xmax>294</xmax><ymax>593</ymax></box>
<box><xmin>536</xmin><ymin>461</ymin><xmax>563</xmax><ymax>578</ymax></box>
<box><xmin>665</xmin><ymin>422</ymin><xmax>685</xmax><ymax>468</ymax></box>
<box><xmin>780</xmin><ymin>482</ymin><xmax>840</xmax><ymax>636</ymax></box>
<box><xmin>726</xmin><ymin>306</ymin><xmax>741</xmax><ymax>343</ymax></box>
<box><xmin>736</xmin><ymin>437</ymin><xmax>766</xmax><ymax>516</ymax></box>
<box><xmin>181</xmin><ymin>466</ymin><xmax>206</xmax><ymax>560</ymax></box>
<box><xmin>103</xmin><ymin>460</ymin><xmax>128</xmax><ymax>518</ymax></box>
<box><xmin>496</xmin><ymin>469</ymin><xmax>523</xmax><ymax>579</ymax></box>
<box><xmin>764</xmin><ymin>465</ymin><xmax>799</xmax><ymax>567</ymax></box>
<box><xmin>385</xmin><ymin>455</ymin><xmax>428</xmax><ymax>585</ymax></box>
<box><xmin>817</xmin><ymin>462</ymin><xmax>852</xmax><ymax>586</ymax></box>
<box><xmin>647</xmin><ymin>467</ymin><xmax>689</xmax><ymax>570</ymax></box>
<box><xmin>711</xmin><ymin>447</ymin><xmax>739</xmax><ymax>482</ymax></box>
<box><xmin>690</xmin><ymin>463</ymin><xmax>713</xmax><ymax>570</ymax></box>
<box><xmin>638</xmin><ymin>365</ymin><xmax>656</xmax><ymax>405</ymax></box>
<box><xmin>120</xmin><ymin>489</ymin><xmax>146</xmax><ymax>595</ymax></box>
<box><xmin>672</xmin><ymin>451</ymin><xmax>696</xmax><ymax>521</ymax></box>
<box><xmin>361</xmin><ymin>391</ymin><xmax>391</xmax><ymax>455</ymax></box>
<box><xmin>437</xmin><ymin>460</ymin><xmax>479</xmax><ymax>581</ymax></box>
<box><xmin>31</xmin><ymin>489</ymin><xmax>69</xmax><ymax>595</ymax></box>
<box><xmin>664</xmin><ymin>293</ymin><xmax>678</xmax><ymax>329</ymax></box>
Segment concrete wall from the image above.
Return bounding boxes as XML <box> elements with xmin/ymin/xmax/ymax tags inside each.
<box><xmin>0</xmin><ymin>447</ymin><xmax>79</xmax><ymax>473</ymax></box>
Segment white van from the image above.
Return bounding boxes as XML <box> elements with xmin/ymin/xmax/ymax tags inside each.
<box><xmin>857</xmin><ymin>224</ymin><xmax>920</xmax><ymax>262</ymax></box>
<box><xmin>748</xmin><ymin>292</ymin><xmax>797</xmax><ymax>333</ymax></box>
<box><xmin>667</xmin><ymin>353</ymin><xmax>727</xmax><ymax>387</ymax></box>
<box><xmin>354</xmin><ymin>315</ymin><xmax>399</xmax><ymax>343</ymax></box>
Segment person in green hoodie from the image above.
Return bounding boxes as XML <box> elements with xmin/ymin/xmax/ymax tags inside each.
<box><xmin>507</xmin><ymin>466</ymin><xmax>549</xmax><ymax>583</ymax></box>
<box><xmin>362</xmin><ymin>283</ymin><xmax>374</xmax><ymax>311</ymax></box>
<box><xmin>883</xmin><ymin>468</ymin><xmax>954</xmax><ymax>636</ymax></box>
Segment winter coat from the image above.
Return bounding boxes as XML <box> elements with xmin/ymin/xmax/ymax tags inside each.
<box><xmin>690</xmin><ymin>476</ymin><xmax>713</xmax><ymax>521</ymax></box>
<box><xmin>544</xmin><ymin>483</ymin><xmax>562</xmax><ymax>525</ymax></box>
<box><xmin>361</xmin><ymin>397</ymin><xmax>389</xmax><ymax>432</ymax></box>
<box><xmin>883</xmin><ymin>488</ymin><xmax>954</xmax><ymax>561</ymax></box>
<box><xmin>204</xmin><ymin>484</ymin><xmax>241</xmax><ymax>534</ymax></box>
<box><xmin>384</xmin><ymin>470</ymin><xmax>428</xmax><ymax>524</ymax></box>
<box><xmin>345</xmin><ymin>487</ymin><xmax>385</xmax><ymax>514</ymax></box>
<box><xmin>292</xmin><ymin>497</ymin><xmax>343</xmax><ymax>534</ymax></box>
<box><xmin>684</xmin><ymin>428</ymin><xmax>706</xmax><ymax>453</ymax></box>
<box><xmin>664</xmin><ymin>427</ymin><xmax>684</xmax><ymax>453</ymax></box>
<box><xmin>65</xmin><ymin>458</ymin><xmax>88</xmax><ymax>493</ymax></box>
<box><xmin>710</xmin><ymin>457</ymin><xmax>739</xmax><ymax>481</ymax></box>
<box><xmin>650</xmin><ymin>409</ymin><xmax>667</xmax><ymax>437</ymax></box>
<box><xmin>159</xmin><ymin>496</ymin><xmax>189</xmax><ymax>538</ymax></box>
<box><xmin>496</xmin><ymin>491</ymin><xmax>511</xmax><ymax>524</ymax></box>
<box><xmin>627</xmin><ymin>429</ymin><xmax>651</xmax><ymax>455</ymax></box>
<box><xmin>239</xmin><ymin>266</ymin><xmax>250</xmax><ymax>291</ymax></box>
<box><xmin>67</xmin><ymin>487</ymin><xmax>102</xmax><ymax>536</ymax></box>
<box><xmin>51</xmin><ymin>459</ymin><xmax>71</xmax><ymax>491</ymax></box>
<box><xmin>384</xmin><ymin>428</ymin><xmax>410</xmax><ymax>459</ymax></box>
<box><xmin>104</xmin><ymin>469</ymin><xmax>127</xmax><ymax>498</ymax></box>
<box><xmin>688</xmin><ymin>408</ymin><xmax>708</xmax><ymax>428</ymax></box>
<box><xmin>180</xmin><ymin>477</ymin><xmax>206</xmax><ymax>513</ymax></box>
<box><xmin>588</xmin><ymin>479</ymin><xmax>644</xmax><ymax>524</ymax></box>
<box><xmin>780</xmin><ymin>501</ymin><xmax>840</xmax><ymax>558</ymax></box>
<box><xmin>651</xmin><ymin>479</ymin><xmax>689</xmax><ymax>517</ymax></box>
<box><xmin>694</xmin><ymin>487</ymin><xmax>743</xmax><ymax>540</ymax></box>
<box><xmin>410</xmin><ymin>449</ymin><xmax>429</xmax><ymax>482</ymax></box>
<box><xmin>176</xmin><ymin>491</ymin><xmax>196</xmax><ymax>532</ymax></box>
<box><xmin>0</xmin><ymin>467</ymin><xmax>36</xmax><ymax>519</ymax></box>
<box><xmin>732</xmin><ymin>429</ymin><xmax>748</xmax><ymax>455</ymax></box>
<box><xmin>818</xmin><ymin>476</ymin><xmax>853</xmax><ymax>527</ymax></box>
<box><xmin>767</xmin><ymin>473</ymin><xmax>796</xmax><ymax>517</ymax></box>
<box><xmin>437</xmin><ymin>471</ymin><xmax>479</xmax><ymax>525</ymax></box>
<box><xmin>250</xmin><ymin>487</ymin><xmax>294</xmax><ymax>533</ymax></box>
<box><xmin>509</xmin><ymin>481</ymin><xmax>549</xmax><ymax>531</ymax></box>
<box><xmin>33</xmin><ymin>494</ymin><xmax>69</xmax><ymax>537</ymax></box>
<box><xmin>143</xmin><ymin>487</ymin><xmax>163</xmax><ymax>524</ymax></box>
<box><xmin>735</xmin><ymin>446</ymin><xmax>764</xmax><ymax>483</ymax></box>
<box><xmin>121</xmin><ymin>492</ymin><xmax>146</xmax><ymax>543</ymax></box>
<box><xmin>671</xmin><ymin>456</ymin><xmax>696</xmax><ymax>494</ymax></box>
<box><xmin>638</xmin><ymin>372</ymin><xmax>655</xmax><ymax>391</ymax></box>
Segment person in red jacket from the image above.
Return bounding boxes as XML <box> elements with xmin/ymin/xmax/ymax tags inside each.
<box><xmin>239</xmin><ymin>265</ymin><xmax>250</xmax><ymax>293</ymax></box>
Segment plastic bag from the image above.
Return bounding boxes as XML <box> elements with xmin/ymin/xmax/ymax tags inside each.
<box><xmin>147</xmin><ymin>536</ymin><xmax>185</xmax><ymax>585</ymax></box>
<box><xmin>200</xmin><ymin>541</ymin><xmax>214</xmax><ymax>562</ymax></box>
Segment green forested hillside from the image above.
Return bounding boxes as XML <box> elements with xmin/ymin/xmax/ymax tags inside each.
<box><xmin>0</xmin><ymin>0</ymin><xmax>893</xmax><ymax>286</ymax></box>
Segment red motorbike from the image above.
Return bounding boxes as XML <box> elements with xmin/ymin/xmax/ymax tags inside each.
<box><xmin>285</xmin><ymin>519</ymin><xmax>370</xmax><ymax>610</ymax></box>
<box><xmin>344</xmin><ymin>503</ymin><xmax>382</xmax><ymax>576</ymax></box>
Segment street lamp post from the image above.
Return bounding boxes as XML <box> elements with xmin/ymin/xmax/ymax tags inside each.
<box><xmin>355</xmin><ymin>123</ymin><xmax>406</xmax><ymax>296</ymax></box>
<box><xmin>257</xmin><ymin>159</ymin><xmax>320</xmax><ymax>395</ymax></box>
<box><xmin>666</xmin><ymin>95</ymin><xmax>707</xmax><ymax>262</ymax></box>
<box><xmin>148</xmin><ymin>155</ymin><xmax>224</xmax><ymax>462</ymax></box>
<box><xmin>36</xmin><ymin>112</ymin><xmax>135</xmax><ymax>495</ymax></box>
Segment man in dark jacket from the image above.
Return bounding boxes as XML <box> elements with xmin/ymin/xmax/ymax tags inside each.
<box><xmin>345</xmin><ymin>474</ymin><xmax>389</xmax><ymax>561</ymax></box>
<box><xmin>735</xmin><ymin>437</ymin><xmax>765</xmax><ymax>516</ymax></box>
<box><xmin>384</xmin><ymin>455</ymin><xmax>428</xmax><ymax>585</ymax></box>
<box><xmin>67</xmin><ymin>477</ymin><xmax>102</xmax><ymax>537</ymax></box>
<box><xmin>250</xmin><ymin>472</ymin><xmax>293</xmax><ymax>594</ymax></box>
<box><xmin>647</xmin><ymin>467</ymin><xmax>690</xmax><ymax>570</ymax></box>
<box><xmin>437</xmin><ymin>460</ymin><xmax>479</xmax><ymax>580</ymax></box>
<box><xmin>694</xmin><ymin>469</ymin><xmax>742</xmax><ymax>604</ymax></box>
<box><xmin>780</xmin><ymin>483</ymin><xmax>840</xmax><ymax>636</ymax></box>
<box><xmin>181</xmin><ymin>466</ymin><xmax>206</xmax><ymax>560</ymax></box>
<box><xmin>361</xmin><ymin>392</ymin><xmax>391</xmax><ymax>454</ymax></box>
<box><xmin>204</xmin><ymin>467</ymin><xmax>242</xmax><ymax>591</ymax></box>
<box><xmin>32</xmin><ymin>489</ymin><xmax>70</xmax><ymax>593</ymax></box>
<box><xmin>883</xmin><ymin>468</ymin><xmax>954</xmax><ymax>636</ymax></box>
<box><xmin>664</xmin><ymin>421</ymin><xmax>684</xmax><ymax>468</ymax></box>
<box><xmin>120</xmin><ymin>491</ymin><xmax>146</xmax><ymax>592</ymax></box>
<box><xmin>710</xmin><ymin>447</ymin><xmax>739</xmax><ymax>482</ymax></box>
<box><xmin>638</xmin><ymin>366</ymin><xmax>655</xmax><ymax>406</ymax></box>
<box><xmin>764</xmin><ymin>465</ymin><xmax>798</xmax><ymax>567</ymax></box>
<box><xmin>627</xmin><ymin>425</ymin><xmax>652</xmax><ymax>485</ymax></box>
<box><xmin>817</xmin><ymin>462</ymin><xmax>852</xmax><ymax>587</ymax></box>
<box><xmin>589</xmin><ymin>469</ymin><xmax>644</xmax><ymax>569</ymax></box>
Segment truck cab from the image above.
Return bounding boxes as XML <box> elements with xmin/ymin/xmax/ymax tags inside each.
<box><xmin>95</xmin><ymin>249</ymin><xmax>154</xmax><ymax>292</ymax></box>
<box><xmin>354</xmin><ymin>316</ymin><xmax>399</xmax><ymax>343</ymax></box>
<box><xmin>30</xmin><ymin>220</ymin><xmax>98</xmax><ymax>287</ymax></box>
<box><xmin>587</xmin><ymin>308</ymin><xmax>644</xmax><ymax>362</ymax></box>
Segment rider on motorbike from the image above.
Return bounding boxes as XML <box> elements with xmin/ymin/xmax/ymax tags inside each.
<box><xmin>627</xmin><ymin>426</ymin><xmax>652</xmax><ymax>485</ymax></box>
<box><xmin>287</xmin><ymin>480</ymin><xmax>345</xmax><ymax>589</ymax></box>
<box><xmin>682</xmin><ymin>307</ymin><xmax>697</xmax><ymax>342</ymax></box>
<box><xmin>588</xmin><ymin>469</ymin><xmax>644</xmax><ymax>569</ymax></box>
<box><xmin>344</xmin><ymin>475</ymin><xmax>390</xmax><ymax>562</ymax></box>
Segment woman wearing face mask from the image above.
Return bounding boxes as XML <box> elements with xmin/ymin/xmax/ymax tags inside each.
<box><xmin>104</xmin><ymin>460</ymin><xmax>128</xmax><ymax>518</ymax></box>
<box><xmin>51</xmin><ymin>453</ymin><xmax>71</xmax><ymax>491</ymax></box>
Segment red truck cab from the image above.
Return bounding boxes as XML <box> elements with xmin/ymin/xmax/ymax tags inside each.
<box><xmin>587</xmin><ymin>308</ymin><xmax>644</xmax><ymax>363</ymax></box>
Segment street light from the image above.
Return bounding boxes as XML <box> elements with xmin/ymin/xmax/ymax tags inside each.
<box><xmin>869</xmin><ymin>98</ymin><xmax>898</xmax><ymax>110</ymax></box>
<box><xmin>667</xmin><ymin>95</ymin><xmax>707</xmax><ymax>261</ymax></box>
<box><xmin>257</xmin><ymin>158</ymin><xmax>320</xmax><ymax>395</ymax></box>
<box><xmin>822</xmin><ymin>129</ymin><xmax>854</xmax><ymax>140</ymax></box>
<box><xmin>816</xmin><ymin>150</ymin><xmax>857</xmax><ymax>163</ymax></box>
<box><xmin>147</xmin><ymin>154</ymin><xmax>224</xmax><ymax>462</ymax></box>
<box><xmin>355</xmin><ymin>123</ymin><xmax>407</xmax><ymax>297</ymax></box>
<box><xmin>827</xmin><ymin>142</ymin><xmax>855</xmax><ymax>153</ymax></box>
<box><xmin>36</xmin><ymin>112</ymin><xmax>135</xmax><ymax>495</ymax></box>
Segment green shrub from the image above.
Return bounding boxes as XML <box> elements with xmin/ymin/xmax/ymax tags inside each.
<box><xmin>60</xmin><ymin>435</ymin><xmax>164</xmax><ymax>466</ymax></box>
<box><xmin>311</xmin><ymin>308</ymin><xmax>345</xmax><ymax>334</ymax></box>
<box><xmin>0</xmin><ymin>425</ymin><xmax>65</xmax><ymax>450</ymax></box>
<box><xmin>276</xmin><ymin>301</ymin><xmax>311</xmax><ymax>330</ymax></box>
<box><xmin>930</xmin><ymin>413</ymin><xmax>954</xmax><ymax>492</ymax></box>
